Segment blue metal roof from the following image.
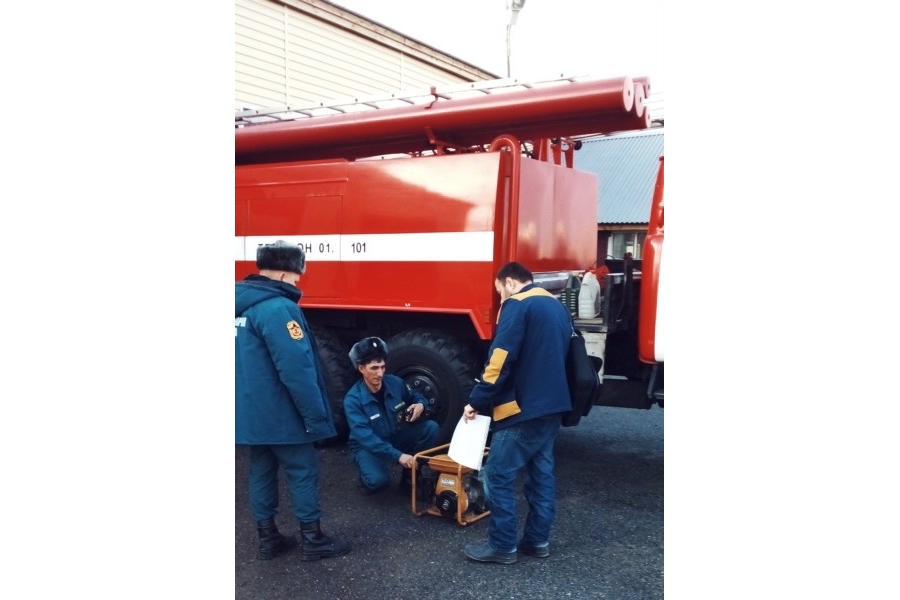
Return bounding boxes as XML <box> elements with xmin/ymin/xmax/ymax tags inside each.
<box><xmin>573</xmin><ymin>129</ymin><xmax>664</xmax><ymax>224</ymax></box>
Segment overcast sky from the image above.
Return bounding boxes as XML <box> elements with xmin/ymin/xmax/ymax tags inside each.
<box><xmin>329</xmin><ymin>0</ymin><xmax>664</xmax><ymax>98</ymax></box>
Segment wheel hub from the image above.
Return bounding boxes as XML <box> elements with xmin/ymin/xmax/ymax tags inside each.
<box><xmin>401</xmin><ymin>371</ymin><xmax>441</xmax><ymax>417</ymax></box>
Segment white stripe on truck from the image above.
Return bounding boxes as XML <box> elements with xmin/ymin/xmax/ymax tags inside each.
<box><xmin>235</xmin><ymin>232</ymin><xmax>495</xmax><ymax>262</ymax></box>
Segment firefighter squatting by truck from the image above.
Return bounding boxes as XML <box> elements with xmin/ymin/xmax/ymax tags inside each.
<box><xmin>235</xmin><ymin>75</ymin><xmax>664</xmax><ymax>444</ymax></box>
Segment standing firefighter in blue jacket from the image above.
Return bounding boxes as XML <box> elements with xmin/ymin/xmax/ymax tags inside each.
<box><xmin>235</xmin><ymin>240</ymin><xmax>350</xmax><ymax>561</ymax></box>
<box><xmin>462</xmin><ymin>262</ymin><xmax>573</xmax><ymax>565</ymax></box>
<box><xmin>343</xmin><ymin>337</ymin><xmax>441</xmax><ymax>495</ymax></box>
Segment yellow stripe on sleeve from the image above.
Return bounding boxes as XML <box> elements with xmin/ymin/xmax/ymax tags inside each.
<box><xmin>482</xmin><ymin>348</ymin><xmax>509</xmax><ymax>384</ymax></box>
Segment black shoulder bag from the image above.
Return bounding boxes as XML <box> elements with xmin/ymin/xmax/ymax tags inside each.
<box><xmin>562</xmin><ymin>322</ymin><xmax>601</xmax><ymax>427</ymax></box>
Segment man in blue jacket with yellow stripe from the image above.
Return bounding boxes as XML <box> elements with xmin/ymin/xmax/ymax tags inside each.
<box><xmin>462</xmin><ymin>262</ymin><xmax>573</xmax><ymax>564</ymax></box>
<box><xmin>235</xmin><ymin>240</ymin><xmax>350</xmax><ymax>561</ymax></box>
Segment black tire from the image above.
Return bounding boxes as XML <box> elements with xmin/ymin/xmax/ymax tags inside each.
<box><xmin>311</xmin><ymin>327</ymin><xmax>357</xmax><ymax>444</ymax></box>
<box><xmin>387</xmin><ymin>329</ymin><xmax>477</xmax><ymax>444</ymax></box>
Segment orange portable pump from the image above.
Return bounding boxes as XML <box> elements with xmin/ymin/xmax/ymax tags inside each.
<box><xmin>411</xmin><ymin>444</ymin><xmax>490</xmax><ymax>527</ymax></box>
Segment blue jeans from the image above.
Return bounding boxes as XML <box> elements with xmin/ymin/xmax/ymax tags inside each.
<box><xmin>248</xmin><ymin>444</ymin><xmax>321</xmax><ymax>523</ymax></box>
<box><xmin>482</xmin><ymin>415</ymin><xmax>561</xmax><ymax>552</ymax></box>
<box><xmin>350</xmin><ymin>419</ymin><xmax>440</xmax><ymax>492</ymax></box>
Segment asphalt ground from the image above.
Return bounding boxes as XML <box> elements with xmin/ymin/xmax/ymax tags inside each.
<box><xmin>235</xmin><ymin>405</ymin><xmax>664</xmax><ymax>599</ymax></box>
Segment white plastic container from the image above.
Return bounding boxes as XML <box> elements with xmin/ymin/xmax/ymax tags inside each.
<box><xmin>578</xmin><ymin>272</ymin><xmax>600</xmax><ymax>318</ymax></box>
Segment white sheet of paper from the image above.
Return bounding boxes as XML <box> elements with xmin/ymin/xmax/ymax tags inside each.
<box><xmin>447</xmin><ymin>415</ymin><xmax>491</xmax><ymax>470</ymax></box>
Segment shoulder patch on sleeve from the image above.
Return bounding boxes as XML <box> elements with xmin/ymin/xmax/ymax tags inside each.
<box><xmin>286</xmin><ymin>320</ymin><xmax>304</xmax><ymax>340</ymax></box>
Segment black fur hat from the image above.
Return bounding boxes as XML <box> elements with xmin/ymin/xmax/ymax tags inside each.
<box><xmin>349</xmin><ymin>336</ymin><xmax>389</xmax><ymax>366</ymax></box>
<box><xmin>256</xmin><ymin>240</ymin><xmax>306</xmax><ymax>274</ymax></box>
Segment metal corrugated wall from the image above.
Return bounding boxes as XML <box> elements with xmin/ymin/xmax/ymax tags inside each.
<box><xmin>574</xmin><ymin>129</ymin><xmax>665</xmax><ymax>224</ymax></box>
<box><xmin>235</xmin><ymin>0</ymin><xmax>486</xmax><ymax>110</ymax></box>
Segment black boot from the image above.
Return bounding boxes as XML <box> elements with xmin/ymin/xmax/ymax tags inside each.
<box><xmin>299</xmin><ymin>520</ymin><xmax>351</xmax><ymax>561</ymax></box>
<box><xmin>256</xmin><ymin>518</ymin><xmax>297</xmax><ymax>560</ymax></box>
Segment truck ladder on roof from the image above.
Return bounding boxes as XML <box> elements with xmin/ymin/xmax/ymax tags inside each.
<box><xmin>234</xmin><ymin>74</ymin><xmax>651</xmax><ymax>164</ymax></box>
<box><xmin>235</xmin><ymin>74</ymin><xmax>647</xmax><ymax>128</ymax></box>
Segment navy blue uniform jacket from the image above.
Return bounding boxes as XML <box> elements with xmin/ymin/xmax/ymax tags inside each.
<box><xmin>343</xmin><ymin>374</ymin><xmax>428</xmax><ymax>462</ymax></box>
<box><xmin>468</xmin><ymin>283</ymin><xmax>572</xmax><ymax>430</ymax></box>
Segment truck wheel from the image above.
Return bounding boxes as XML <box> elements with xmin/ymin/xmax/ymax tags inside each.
<box><xmin>311</xmin><ymin>327</ymin><xmax>356</xmax><ymax>444</ymax></box>
<box><xmin>387</xmin><ymin>329</ymin><xmax>477</xmax><ymax>443</ymax></box>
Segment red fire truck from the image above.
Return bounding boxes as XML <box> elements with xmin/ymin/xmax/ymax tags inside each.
<box><xmin>235</xmin><ymin>75</ymin><xmax>664</xmax><ymax>442</ymax></box>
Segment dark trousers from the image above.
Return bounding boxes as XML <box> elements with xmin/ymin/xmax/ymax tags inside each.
<box><xmin>350</xmin><ymin>420</ymin><xmax>440</xmax><ymax>492</ymax></box>
<box><xmin>248</xmin><ymin>443</ymin><xmax>320</xmax><ymax>524</ymax></box>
